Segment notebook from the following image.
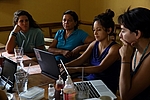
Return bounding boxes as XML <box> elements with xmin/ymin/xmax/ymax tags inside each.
<box><xmin>0</xmin><ymin>57</ymin><xmax>17</xmax><ymax>92</ymax></box>
<box><xmin>34</xmin><ymin>48</ymin><xmax>65</xmax><ymax>80</ymax></box>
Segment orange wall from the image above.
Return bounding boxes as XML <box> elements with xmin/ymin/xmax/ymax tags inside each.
<box><xmin>80</xmin><ymin>0</ymin><xmax>150</xmax><ymax>23</ymax></box>
<box><xmin>1</xmin><ymin>0</ymin><xmax>150</xmax><ymax>44</ymax></box>
<box><xmin>79</xmin><ymin>0</ymin><xmax>150</xmax><ymax>39</ymax></box>
<box><xmin>0</xmin><ymin>0</ymin><xmax>80</xmax><ymax>26</ymax></box>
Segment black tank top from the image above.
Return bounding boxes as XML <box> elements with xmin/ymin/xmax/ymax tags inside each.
<box><xmin>132</xmin><ymin>52</ymin><xmax>150</xmax><ymax>100</ymax></box>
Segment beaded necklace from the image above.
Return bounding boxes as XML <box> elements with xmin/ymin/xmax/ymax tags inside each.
<box><xmin>133</xmin><ymin>42</ymin><xmax>150</xmax><ymax>71</ymax></box>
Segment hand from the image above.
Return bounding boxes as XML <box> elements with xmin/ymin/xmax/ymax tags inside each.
<box><xmin>62</xmin><ymin>50</ymin><xmax>72</xmax><ymax>58</ymax></box>
<box><xmin>58</xmin><ymin>64</ymin><xmax>64</xmax><ymax>73</ymax></box>
<box><xmin>119</xmin><ymin>38</ymin><xmax>134</xmax><ymax>62</ymax></box>
<box><xmin>12</xmin><ymin>25</ymin><xmax>21</xmax><ymax>33</ymax></box>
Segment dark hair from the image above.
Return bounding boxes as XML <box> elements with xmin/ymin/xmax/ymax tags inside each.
<box><xmin>13</xmin><ymin>10</ymin><xmax>40</xmax><ymax>28</ymax></box>
<box><xmin>62</xmin><ymin>10</ymin><xmax>79</xmax><ymax>30</ymax></box>
<box><xmin>118</xmin><ymin>7</ymin><xmax>150</xmax><ymax>38</ymax></box>
<box><xmin>93</xmin><ymin>9</ymin><xmax>115</xmax><ymax>35</ymax></box>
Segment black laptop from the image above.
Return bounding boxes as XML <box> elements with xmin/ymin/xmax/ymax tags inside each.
<box><xmin>34</xmin><ymin>48</ymin><xmax>64</xmax><ymax>80</ymax></box>
<box><xmin>0</xmin><ymin>57</ymin><xmax>17</xmax><ymax>92</ymax></box>
<box><xmin>34</xmin><ymin>48</ymin><xmax>82</xmax><ymax>80</ymax></box>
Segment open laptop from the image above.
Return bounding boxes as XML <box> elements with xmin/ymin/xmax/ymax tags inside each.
<box><xmin>34</xmin><ymin>48</ymin><xmax>66</xmax><ymax>80</ymax></box>
<box><xmin>34</xmin><ymin>48</ymin><xmax>81</xmax><ymax>80</ymax></box>
<box><xmin>59</xmin><ymin>55</ymin><xmax>117</xmax><ymax>99</ymax></box>
<box><xmin>74</xmin><ymin>80</ymin><xmax>116</xmax><ymax>99</ymax></box>
<box><xmin>0</xmin><ymin>57</ymin><xmax>17</xmax><ymax>92</ymax></box>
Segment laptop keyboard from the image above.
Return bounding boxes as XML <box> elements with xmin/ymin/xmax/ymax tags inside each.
<box><xmin>74</xmin><ymin>81</ymin><xmax>100</xmax><ymax>98</ymax></box>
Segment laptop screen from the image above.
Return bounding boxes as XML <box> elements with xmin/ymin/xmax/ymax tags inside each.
<box><xmin>0</xmin><ymin>58</ymin><xmax>17</xmax><ymax>90</ymax></box>
<box><xmin>34</xmin><ymin>48</ymin><xmax>82</xmax><ymax>80</ymax></box>
<box><xmin>34</xmin><ymin>48</ymin><xmax>61</xmax><ymax>80</ymax></box>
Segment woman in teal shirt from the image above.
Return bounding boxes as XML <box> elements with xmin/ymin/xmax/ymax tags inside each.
<box><xmin>48</xmin><ymin>10</ymin><xmax>94</xmax><ymax>63</ymax></box>
<box><xmin>5</xmin><ymin>10</ymin><xmax>45</xmax><ymax>57</ymax></box>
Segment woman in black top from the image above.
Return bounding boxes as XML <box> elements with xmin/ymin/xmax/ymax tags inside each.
<box><xmin>118</xmin><ymin>7</ymin><xmax>150</xmax><ymax>100</ymax></box>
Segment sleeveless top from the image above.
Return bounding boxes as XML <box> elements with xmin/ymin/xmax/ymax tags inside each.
<box><xmin>85</xmin><ymin>41</ymin><xmax>121</xmax><ymax>93</ymax></box>
<box><xmin>132</xmin><ymin>52</ymin><xmax>150</xmax><ymax>100</ymax></box>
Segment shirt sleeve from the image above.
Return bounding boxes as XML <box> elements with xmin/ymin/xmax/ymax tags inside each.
<box><xmin>78</xmin><ymin>29</ymin><xmax>89</xmax><ymax>43</ymax></box>
<box><xmin>54</xmin><ymin>29</ymin><xmax>64</xmax><ymax>40</ymax></box>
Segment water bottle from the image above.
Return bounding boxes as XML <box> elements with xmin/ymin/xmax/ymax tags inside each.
<box><xmin>63</xmin><ymin>75</ymin><xmax>76</xmax><ymax>100</ymax></box>
<box><xmin>48</xmin><ymin>84</ymin><xmax>55</xmax><ymax>100</ymax></box>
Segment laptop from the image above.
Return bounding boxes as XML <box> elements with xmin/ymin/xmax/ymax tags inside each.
<box><xmin>34</xmin><ymin>48</ymin><xmax>81</xmax><ymax>80</ymax></box>
<box><xmin>0</xmin><ymin>57</ymin><xmax>17</xmax><ymax>92</ymax></box>
<box><xmin>74</xmin><ymin>80</ymin><xmax>116</xmax><ymax>99</ymax></box>
<box><xmin>34</xmin><ymin>48</ymin><xmax>65</xmax><ymax>80</ymax></box>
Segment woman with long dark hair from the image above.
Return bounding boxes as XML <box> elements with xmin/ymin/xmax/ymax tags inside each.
<box><xmin>5</xmin><ymin>10</ymin><xmax>45</xmax><ymax>57</ymax></box>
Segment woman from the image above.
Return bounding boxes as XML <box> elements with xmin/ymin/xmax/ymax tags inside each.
<box><xmin>48</xmin><ymin>10</ymin><xmax>94</xmax><ymax>63</ymax></box>
<box><xmin>118</xmin><ymin>7</ymin><xmax>150</xmax><ymax>100</ymax></box>
<box><xmin>65</xmin><ymin>9</ymin><xmax>121</xmax><ymax>94</ymax></box>
<box><xmin>5</xmin><ymin>10</ymin><xmax>45</xmax><ymax>57</ymax></box>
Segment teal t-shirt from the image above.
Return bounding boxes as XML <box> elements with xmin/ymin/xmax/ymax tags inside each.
<box><xmin>54</xmin><ymin>29</ymin><xmax>88</xmax><ymax>63</ymax></box>
<box><xmin>10</xmin><ymin>28</ymin><xmax>45</xmax><ymax>53</ymax></box>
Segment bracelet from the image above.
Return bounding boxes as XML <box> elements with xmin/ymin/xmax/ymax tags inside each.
<box><xmin>121</xmin><ymin>62</ymin><xmax>130</xmax><ymax>64</ymax></box>
<box><xmin>12</xmin><ymin>32</ymin><xmax>17</xmax><ymax>37</ymax></box>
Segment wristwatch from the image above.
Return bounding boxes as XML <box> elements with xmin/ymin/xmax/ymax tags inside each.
<box><xmin>12</xmin><ymin>32</ymin><xmax>17</xmax><ymax>37</ymax></box>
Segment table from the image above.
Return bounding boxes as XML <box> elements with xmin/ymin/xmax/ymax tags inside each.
<box><xmin>0</xmin><ymin>48</ymin><xmax>118</xmax><ymax>100</ymax></box>
<box><xmin>0</xmin><ymin>51</ymin><xmax>56</xmax><ymax>100</ymax></box>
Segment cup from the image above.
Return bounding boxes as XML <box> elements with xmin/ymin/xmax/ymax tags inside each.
<box><xmin>14</xmin><ymin>72</ymin><xmax>28</xmax><ymax>95</ymax></box>
<box><xmin>14</xmin><ymin>47</ymin><xmax>24</xmax><ymax>60</ymax></box>
<box><xmin>0</xmin><ymin>89</ymin><xmax>8</xmax><ymax>100</ymax></box>
<box><xmin>100</xmin><ymin>96</ymin><xmax>113</xmax><ymax>100</ymax></box>
<box><xmin>76</xmin><ymin>87</ymin><xmax>89</xmax><ymax>100</ymax></box>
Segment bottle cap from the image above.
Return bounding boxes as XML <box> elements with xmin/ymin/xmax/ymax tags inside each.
<box><xmin>65</xmin><ymin>75</ymin><xmax>73</xmax><ymax>84</ymax></box>
<box><xmin>49</xmin><ymin>84</ymin><xmax>54</xmax><ymax>87</ymax></box>
<box><xmin>56</xmin><ymin>75</ymin><xmax>64</xmax><ymax>84</ymax></box>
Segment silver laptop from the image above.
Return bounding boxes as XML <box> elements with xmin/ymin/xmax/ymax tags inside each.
<box><xmin>59</xmin><ymin>54</ymin><xmax>116</xmax><ymax>99</ymax></box>
<box><xmin>74</xmin><ymin>80</ymin><xmax>116</xmax><ymax>99</ymax></box>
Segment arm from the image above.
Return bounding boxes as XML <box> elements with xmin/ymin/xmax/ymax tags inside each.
<box><xmin>5</xmin><ymin>25</ymin><xmax>21</xmax><ymax>53</ymax></box>
<box><xmin>119</xmin><ymin>39</ymin><xmax>150</xmax><ymax>100</ymax></box>
<box><xmin>5</xmin><ymin>34</ymin><xmax>16</xmax><ymax>53</ymax></box>
<box><xmin>71</xmin><ymin>36</ymin><xmax>94</xmax><ymax>57</ymax></box>
<box><xmin>48</xmin><ymin>39</ymin><xmax>72</xmax><ymax>58</ymax></box>
<box><xmin>66</xmin><ymin>42</ymin><xmax>121</xmax><ymax>74</ymax></box>
<box><xmin>66</xmin><ymin>41</ymin><xmax>95</xmax><ymax>66</ymax></box>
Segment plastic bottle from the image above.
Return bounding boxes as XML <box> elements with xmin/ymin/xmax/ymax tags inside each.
<box><xmin>63</xmin><ymin>75</ymin><xmax>76</xmax><ymax>100</ymax></box>
<box><xmin>48</xmin><ymin>84</ymin><xmax>55</xmax><ymax>100</ymax></box>
<box><xmin>55</xmin><ymin>75</ymin><xmax>64</xmax><ymax>100</ymax></box>
<box><xmin>55</xmin><ymin>75</ymin><xmax>64</xmax><ymax>91</ymax></box>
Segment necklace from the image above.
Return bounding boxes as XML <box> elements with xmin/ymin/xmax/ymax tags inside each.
<box><xmin>133</xmin><ymin>42</ymin><xmax>150</xmax><ymax>71</ymax></box>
